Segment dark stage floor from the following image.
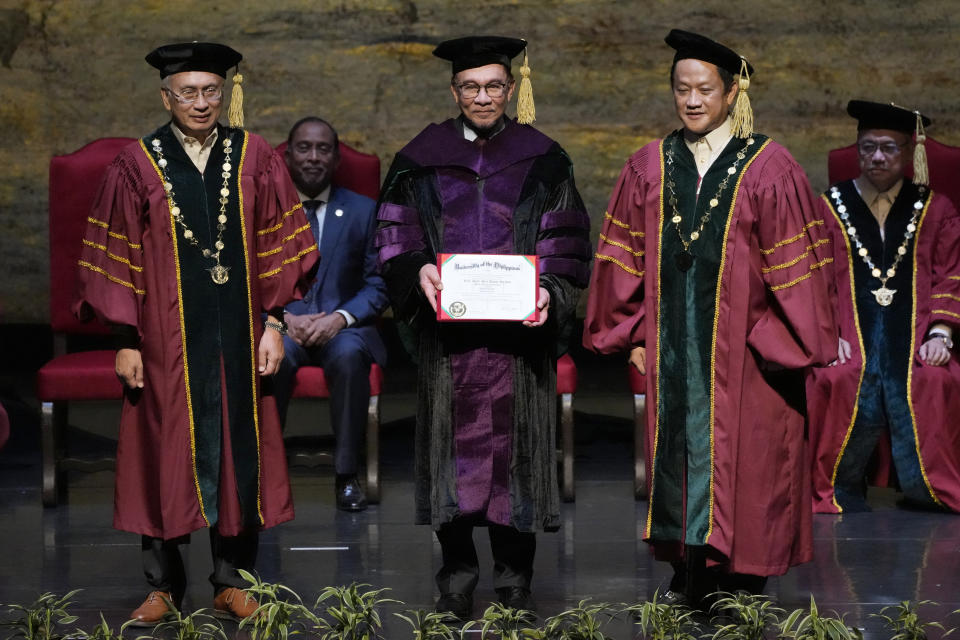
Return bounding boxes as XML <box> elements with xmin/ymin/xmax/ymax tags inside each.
<box><xmin>0</xmin><ymin>361</ymin><xmax>958</xmax><ymax>639</ymax></box>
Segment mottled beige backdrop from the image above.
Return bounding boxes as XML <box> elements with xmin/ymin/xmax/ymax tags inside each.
<box><xmin>2</xmin><ymin>0</ymin><xmax>958</xmax><ymax>321</ymax></box>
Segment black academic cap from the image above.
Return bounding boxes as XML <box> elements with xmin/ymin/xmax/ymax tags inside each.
<box><xmin>432</xmin><ymin>35</ymin><xmax>527</xmax><ymax>74</ymax></box>
<box><xmin>145</xmin><ymin>42</ymin><xmax>242</xmax><ymax>79</ymax></box>
<box><xmin>665</xmin><ymin>29</ymin><xmax>754</xmax><ymax>77</ymax></box>
<box><xmin>847</xmin><ymin>100</ymin><xmax>931</xmax><ymax>133</ymax></box>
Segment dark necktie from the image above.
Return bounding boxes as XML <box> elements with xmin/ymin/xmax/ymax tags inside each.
<box><xmin>303</xmin><ymin>199</ymin><xmax>323</xmax><ymax>244</ymax></box>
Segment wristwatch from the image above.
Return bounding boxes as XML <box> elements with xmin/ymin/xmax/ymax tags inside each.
<box><xmin>264</xmin><ymin>319</ymin><xmax>288</xmax><ymax>336</ymax></box>
<box><xmin>935</xmin><ymin>334</ymin><xmax>954</xmax><ymax>350</ymax></box>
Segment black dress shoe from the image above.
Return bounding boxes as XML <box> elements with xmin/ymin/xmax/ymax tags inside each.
<box><xmin>496</xmin><ymin>587</ymin><xmax>535</xmax><ymax>619</ymax></box>
<box><xmin>335</xmin><ymin>475</ymin><xmax>368</xmax><ymax>512</ymax></box>
<box><xmin>435</xmin><ymin>592</ymin><xmax>472</xmax><ymax>621</ymax></box>
<box><xmin>659</xmin><ymin>589</ymin><xmax>688</xmax><ymax>606</ymax></box>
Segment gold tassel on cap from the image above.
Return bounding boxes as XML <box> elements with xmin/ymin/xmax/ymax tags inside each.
<box><xmin>516</xmin><ymin>50</ymin><xmax>536</xmax><ymax>125</ymax></box>
<box><xmin>913</xmin><ymin>110</ymin><xmax>929</xmax><ymax>187</ymax></box>
<box><xmin>730</xmin><ymin>57</ymin><xmax>753</xmax><ymax>139</ymax></box>
<box><xmin>228</xmin><ymin>67</ymin><xmax>244</xmax><ymax>129</ymax></box>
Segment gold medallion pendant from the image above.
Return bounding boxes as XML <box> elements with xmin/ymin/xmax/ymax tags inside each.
<box><xmin>872</xmin><ymin>286</ymin><xmax>896</xmax><ymax>306</ymax></box>
<box><xmin>210</xmin><ymin>265</ymin><xmax>230</xmax><ymax>284</ymax></box>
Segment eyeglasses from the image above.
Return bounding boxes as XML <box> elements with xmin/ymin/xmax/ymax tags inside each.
<box><xmin>164</xmin><ymin>86</ymin><xmax>223</xmax><ymax>105</ymax></box>
<box><xmin>454</xmin><ymin>82</ymin><xmax>510</xmax><ymax>100</ymax></box>
<box><xmin>857</xmin><ymin>141</ymin><xmax>904</xmax><ymax>157</ymax></box>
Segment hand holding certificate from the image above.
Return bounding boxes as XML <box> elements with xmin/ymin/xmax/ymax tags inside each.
<box><xmin>437</xmin><ymin>254</ymin><xmax>539</xmax><ymax>322</ymax></box>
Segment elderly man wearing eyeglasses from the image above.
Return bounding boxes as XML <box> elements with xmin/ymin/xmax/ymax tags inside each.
<box><xmin>375</xmin><ymin>35</ymin><xmax>591</xmax><ymax>620</ymax></box>
<box><xmin>74</xmin><ymin>42</ymin><xmax>318</xmax><ymax>624</ymax></box>
<box><xmin>808</xmin><ymin>100</ymin><xmax>960</xmax><ymax>515</ymax></box>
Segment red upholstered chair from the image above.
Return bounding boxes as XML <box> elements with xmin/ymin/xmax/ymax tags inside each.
<box><xmin>556</xmin><ymin>353</ymin><xmax>577</xmax><ymax>502</ymax></box>
<box><xmin>828</xmin><ymin>136</ymin><xmax>960</xmax><ymax>489</ymax></box>
<box><xmin>36</xmin><ymin>137</ymin><xmax>134</xmax><ymax>506</ymax></box>
<box><xmin>275</xmin><ymin>139</ymin><xmax>388</xmax><ymax>502</ymax></box>
<box><xmin>628</xmin><ymin>365</ymin><xmax>648</xmax><ymax>500</ymax></box>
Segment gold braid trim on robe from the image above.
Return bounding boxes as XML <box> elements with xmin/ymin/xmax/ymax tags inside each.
<box><xmin>256</xmin><ymin>203</ymin><xmax>304</xmax><ymax>236</ymax></box>
<box><xmin>759</xmin><ymin>219</ymin><xmax>826</xmax><ymax>255</ymax></box>
<box><xmin>258</xmin><ymin>244</ymin><xmax>318</xmax><ymax>279</ymax></box>
<box><xmin>767</xmin><ymin>258</ymin><xmax>833</xmax><ymax>292</ymax></box>
<box><xmin>137</xmin><ymin>137</ymin><xmax>210</xmax><ymax>526</ymax></box>
<box><xmin>82</xmin><ymin>239</ymin><xmax>144</xmax><ymax>272</ymax></box>
<box><xmin>604</xmin><ymin>211</ymin><xmax>645</xmax><ymax>236</ymax></box>
<box><xmin>761</xmin><ymin>238</ymin><xmax>831</xmax><ymax>273</ymax></box>
<box><xmin>907</xmin><ymin>195</ymin><xmax>943</xmax><ymax>506</ymax></box>
<box><xmin>599</xmin><ymin>233</ymin><xmax>644</xmax><ymax>257</ymax></box>
<box><xmin>77</xmin><ymin>260</ymin><xmax>146</xmax><ymax>295</ymax></box>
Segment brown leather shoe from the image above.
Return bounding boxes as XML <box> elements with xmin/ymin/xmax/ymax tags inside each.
<box><xmin>129</xmin><ymin>590</ymin><xmax>175</xmax><ymax>626</ymax></box>
<box><xmin>213</xmin><ymin>587</ymin><xmax>258</xmax><ymax>621</ymax></box>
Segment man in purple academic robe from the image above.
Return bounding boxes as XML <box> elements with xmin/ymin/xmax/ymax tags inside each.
<box><xmin>375</xmin><ymin>35</ymin><xmax>591</xmax><ymax>619</ymax></box>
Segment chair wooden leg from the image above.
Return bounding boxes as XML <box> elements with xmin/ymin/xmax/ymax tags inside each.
<box><xmin>41</xmin><ymin>401</ymin><xmax>60</xmax><ymax>507</ymax></box>
<box><xmin>365</xmin><ymin>395</ymin><xmax>380</xmax><ymax>504</ymax></box>
<box><xmin>560</xmin><ymin>392</ymin><xmax>574</xmax><ymax>502</ymax></box>
<box><xmin>634</xmin><ymin>393</ymin><xmax>647</xmax><ymax>500</ymax></box>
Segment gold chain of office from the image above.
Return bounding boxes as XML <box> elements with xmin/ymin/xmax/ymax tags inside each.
<box><xmin>152</xmin><ymin>136</ymin><xmax>235</xmax><ymax>284</ymax></box>
<box><xmin>829</xmin><ymin>185</ymin><xmax>926</xmax><ymax>306</ymax></box>
<box><xmin>664</xmin><ymin>136</ymin><xmax>756</xmax><ymax>271</ymax></box>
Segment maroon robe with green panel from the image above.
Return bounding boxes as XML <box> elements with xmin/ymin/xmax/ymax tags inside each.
<box><xmin>376</xmin><ymin>117</ymin><xmax>591</xmax><ymax>532</ymax></box>
<box><xmin>584</xmin><ymin>131</ymin><xmax>837</xmax><ymax>576</ymax></box>
<box><xmin>74</xmin><ymin>123</ymin><xmax>318</xmax><ymax>540</ymax></box>
<box><xmin>808</xmin><ymin>180</ymin><xmax>960</xmax><ymax>514</ymax></box>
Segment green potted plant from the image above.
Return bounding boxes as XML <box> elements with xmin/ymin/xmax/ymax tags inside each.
<box><xmin>393</xmin><ymin>610</ymin><xmax>460</xmax><ymax>640</ymax></box>
<box><xmin>237</xmin><ymin>571</ymin><xmax>318</xmax><ymax>640</ymax></box>
<box><xmin>0</xmin><ymin>590</ymin><xmax>81</xmax><ymax>640</ymax></box>
<box><xmin>311</xmin><ymin>583</ymin><xmax>399</xmax><ymax>640</ymax></box>
<box><xmin>709</xmin><ymin>592</ymin><xmax>784</xmax><ymax>640</ymax></box>
<box><xmin>872</xmin><ymin>600</ymin><xmax>954</xmax><ymax>640</ymax></box>
<box><xmin>629</xmin><ymin>591</ymin><xmax>699</xmax><ymax>640</ymax></box>
<box><xmin>133</xmin><ymin>606</ymin><xmax>227</xmax><ymax>640</ymax></box>
<box><xmin>537</xmin><ymin>600</ymin><xmax>620</xmax><ymax>640</ymax></box>
<box><xmin>462</xmin><ymin>602</ymin><xmax>538</xmax><ymax>640</ymax></box>
<box><xmin>71</xmin><ymin>614</ymin><xmax>138</xmax><ymax>640</ymax></box>
<box><xmin>778</xmin><ymin>595</ymin><xmax>861</xmax><ymax>640</ymax></box>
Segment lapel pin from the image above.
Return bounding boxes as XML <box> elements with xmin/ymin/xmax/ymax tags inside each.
<box><xmin>335</xmin><ymin>209</ymin><xmax>344</xmax><ymax>217</ymax></box>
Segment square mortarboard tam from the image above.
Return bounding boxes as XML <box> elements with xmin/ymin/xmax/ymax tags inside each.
<box><xmin>848</xmin><ymin>100</ymin><xmax>933</xmax><ymax>185</ymax></box>
<box><xmin>847</xmin><ymin>100</ymin><xmax>931</xmax><ymax>132</ymax></box>
<box><xmin>145</xmin><ymin>42</ymin><xmax>242</xmax><ymax>79</ymax></box>
<box><xmin>432</xmin><ymin>36</ymin><xmax>527</xmax><ymax>74</ymax></box>
<box><xmin>432</xmin><ymin>35</ymin><xmax>537</xmax><ymax>125</ymax></box>
<box><xmin>665</xmin><ymin>29</ymin><xmax>753</xmax><ymax>77</ymax></box>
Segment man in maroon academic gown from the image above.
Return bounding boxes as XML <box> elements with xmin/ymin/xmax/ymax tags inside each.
<box><xmin>375</xmin><ymin>36</ymin><xmax>591</xmax><ymax>619</ymax></box>
<box><xmin>583</xmin><ymin>30</ymin><xmax>837</xmax><ymax>608</ymax></box>
<box><xmin>808</xmin><ymin>100</ymin><xmax>960</xmax><ymax>514</ymax></box>
<box><xmin>73</xmin><ymin>42</ymin><xmax>318</xmax><ymax>623</ymax></box>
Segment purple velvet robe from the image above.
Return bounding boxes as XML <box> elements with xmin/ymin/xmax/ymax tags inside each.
<box><xmin>376</xmin><ymin>117</ymin><xmax>591</xmax><ymax>532</ymax></box>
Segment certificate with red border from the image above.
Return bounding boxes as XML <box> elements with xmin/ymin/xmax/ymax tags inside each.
<box><xmin>437</xmin><ymin>254</ymin><xmax>539</xmax><ymax>322</ymax></box>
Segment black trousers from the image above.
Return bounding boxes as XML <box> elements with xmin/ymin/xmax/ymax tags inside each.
<box><xmin>435</xmin><ymin>517</ymin><xmax>536</xmax><ymax>595</ymax></box>
<box><xmin>670</xmin><ymin>547</ymin><xmax>767</xmax><ymax>609</ymax></box>
<box><xmin>275</xmin><ymin>332</ymin><xmax>373</xmax><ymax>475</ymax></box>
<box><xmin>141</xmin><ymin>528</ymin><xmax>258</xmax><ymax>606</ymax></box>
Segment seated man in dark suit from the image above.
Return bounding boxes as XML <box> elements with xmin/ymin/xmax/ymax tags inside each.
<box><xmin>274</xmin><ymin>116</ymin><xmax>389</xmax><ymax>511</ymax></box>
